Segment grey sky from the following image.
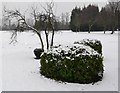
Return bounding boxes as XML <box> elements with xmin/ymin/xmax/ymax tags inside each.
<box><xmin>1</xmin><ymin>1</ymin><xmax>108</xmax><ymax>25</ymax></box>
<box><xmin>0</xmin><ymin>3</ymin><xmax>2</xmax><ymax>26</ymax></box>
<box><xmin>2</xmin><ymin>2</ymin><xmax>108</xmax><ymax>16</ymax></box>
<box><xmin>1</xmin><ymin>0</ymin><xmax>108</xmax><ymax>2</ymax></box>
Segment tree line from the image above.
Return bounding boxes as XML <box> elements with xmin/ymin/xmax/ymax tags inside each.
<box><xmin>2</xmin><ymin>1</ymin><xmax>120</xmax><ymax>34</ymax></box>
<box><xmin>70</xmin><ymin>1</ymin><xmax>120</xmax><ymax>34</ymax></box>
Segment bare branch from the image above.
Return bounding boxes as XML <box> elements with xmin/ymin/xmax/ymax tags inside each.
<box><xmin>4</xmin><ymin>2</ymin><xmax>56</xmax><ymax>50</ymax></box>
<box><xmin>4</xmin><ymin>7</ymin><xmax>44</xmax><ymax>50</ymax></box>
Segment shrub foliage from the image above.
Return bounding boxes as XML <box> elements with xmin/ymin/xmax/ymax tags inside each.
<box><xmin>40</xmin><ymin>39</ymin><xmax>104</xmax><ymax>84</ymax></box>
<box><xmin>75</xmin><ymin>39</ymin><xmax>102</xmax><ymax>54</ymax></box>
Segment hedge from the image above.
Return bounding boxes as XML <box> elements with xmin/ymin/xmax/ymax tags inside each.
<box><xmin>40</xmin><ymin>39</ymin><xmax>104</xmax><ymax>84</ymax></box>
<box><xmin>79</xmin><ymin>39</ymin><xmax>102</xmax><ymax>54</ymax></box>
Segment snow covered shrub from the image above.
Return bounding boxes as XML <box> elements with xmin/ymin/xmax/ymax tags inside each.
<box><xmin>40</xmin><ymin>42</ymin><xmax>104</xmax><ymax>84</ymax></box>
<box><xmin>75</xmin><ymin>39</ymin><xmax>102</xmax><ymax>54</ymax></box>
<box><xmin>34</xmin><ymin>48</ymin><xmax>44</xmax><ymax>59</ymax></box>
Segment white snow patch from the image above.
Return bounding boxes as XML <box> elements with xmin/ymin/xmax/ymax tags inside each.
<box><xmin>1</xmin><ymin>30</ymin><xmax>118</xmax><ymax>91</ymax></box>
<box><xmin>49</xmin><ymin>43</ymin><xmax>100</xmax><ymax>57</ymax></box>
<box><xmin>0</xmin><ymin>31</ymin><xmax>2</xmax><ymax>92</ymax></box>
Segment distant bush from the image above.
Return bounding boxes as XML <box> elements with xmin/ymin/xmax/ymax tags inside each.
<box><xmin>40</xmin><ymin>40</ymin><xmax>104</xmax><ymax>84</ymax></box>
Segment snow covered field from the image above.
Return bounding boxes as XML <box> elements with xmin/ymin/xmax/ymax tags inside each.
<box><xmin>1</xmin><ymin>30</ymin><xmax>118</xmax><ymax>91</ymax></box>
<box><xmin>0</xmin><ymin>31</ymin><xmax>2</xmax><ymax>92</ymax></box>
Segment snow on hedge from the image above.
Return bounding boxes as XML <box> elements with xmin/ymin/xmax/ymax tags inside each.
<box><xmin>44</xmin><ymin>39</ymin><xmax>101</xmax><ymax>57</ymax></box>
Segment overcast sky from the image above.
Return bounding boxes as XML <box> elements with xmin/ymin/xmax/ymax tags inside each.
<box><xmin>0</xmin><ymin>0</ymin><xmax>108</xmax><ymax>25</ymax></box>
<box><xmin>2</xmin><ymin>2</ymin><xmax>108</xmax><ymax>16</ymax></box>
<box><xmin>1</xmin><ymin>0</ymin><xmax>108</xmax><ymax>2</ymax></box>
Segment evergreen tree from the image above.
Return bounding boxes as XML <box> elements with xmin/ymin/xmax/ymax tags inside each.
<box><xmin>70</xmin><ymin>7</ymin><xmax>81</xmax><ymax>32</ymax></box>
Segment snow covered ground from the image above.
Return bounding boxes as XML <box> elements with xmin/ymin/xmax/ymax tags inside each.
<box><xmin>0</xmin><ymin>22</ymin><xmax>1</xmax><ymax>93</ymax></box>
<box><xmin>1</xmin><ymin>30</ymin><xmax>118</xmax><ymax>91</ymax></box>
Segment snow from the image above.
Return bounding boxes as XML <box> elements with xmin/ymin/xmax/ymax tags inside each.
<box><xmin>1</xmin><ymin>30</ymin><xmax>118</xmax><ymax>91</ymax></box>
<box><xmin>49</xmin><ymin>42</ymin><xmax>100</xmax><ymax>56</ymax></box>
<box><xmin>0</xmin><ymin>31</ymin><xmax>2</xmax><ymax>92</ymax></box>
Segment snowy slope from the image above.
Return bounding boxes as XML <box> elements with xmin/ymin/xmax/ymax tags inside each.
<box><xmin>1</xmin><ymin>30</ymin><xmax>118</xmax><ymax>91</ymax></box>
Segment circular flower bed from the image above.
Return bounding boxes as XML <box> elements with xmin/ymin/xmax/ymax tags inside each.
<box><xmin>40</xmin><ymin>39</ymin><xmax>104</xmax><ymax>84</ymax></box>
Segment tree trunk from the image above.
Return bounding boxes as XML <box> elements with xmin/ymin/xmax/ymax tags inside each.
<box><xmin>50</xmin><ymin>28</ymin><xmax>55</xmax><ymax>48</ymax></box>
<box><xmin>88</xmin><ymin>25</ymin><xmax>91</xmax><ymax>33</ymax></box>
<box><xmin>111</xmin><ymin>30</ymin><xmax>114</xmax><ymax>34</ymax></box>
<box><xmin>79</xmin><ymin>25</ymin><xmax>81</xmax><ymax>32</ymax></box>
<box><xmin>104</xmin><ymin>30</ymin><xmax>106</xmax><ymax>34</ymax></box>
<box><xmin>36</xmin><ymin>32</ymin><xmax>44</xmax><ymax>50</ymax></box>
<box><xmin>44</xmin><ymin>28</ymin><xmax>49</xmax><ymax>50</ymax></box>
<box><xmin>111</xmin><ymin>27</ymin><xmax>115</xmax><ymax>34</ymax></box>
<box><xmin>104</xmin><ymin>26</ymin><xmax>106</xmax><ymax>34</ymax></box>
<box><xmin>27</xmin><ymin>25</ymin><xmax>44</xmax><ymax>50</ymax></box>
<box><xmin>50</xmin><ymin>18</ymin><xmax>55</xmax><ymax>49</ymax></box>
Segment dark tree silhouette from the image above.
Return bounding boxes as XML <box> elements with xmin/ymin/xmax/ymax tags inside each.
<box><xmin>70</xmin><ymin>5</ymin><xmax>99</xmax><ymax>33</ymax></box>
<box><xmin>106</xmin><ymin>0</ymin><xmax>120</xmax><ymax>34</ymax></box>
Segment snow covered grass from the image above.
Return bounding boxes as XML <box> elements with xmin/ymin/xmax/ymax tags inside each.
<box><xmin>1</xmin><ymin>30</ymin><xmax>118</xmax><ymax>91</ymax></box>
<box><xmin>0</xmin><ymin>31</ymin><xmax>2</xmax><ymax>92</ymax></box>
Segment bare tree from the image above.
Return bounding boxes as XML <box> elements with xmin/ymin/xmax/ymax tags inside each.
<box><xmin>3</xmin><ymin>2</ymin><xmax>56</xmax><ymax>51</ymax></box>
<box><xmin>4</xmin><ymin>7</ymin><xmax>44</xmax><ymax>50</ymax></box>
<box><xmin>41</xmin><ymin>2</ymin><xmax>56</xmax><ymax>50</ymax></box>
<box><xmin>65</xmin><ymin>12</ymin><xmax>70</xmax><ymax>25</ymax></box>
<box><xmin>60</xmin><ymin>12</ymin><xmax>70</xmax><ymax>30</ymax></box>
